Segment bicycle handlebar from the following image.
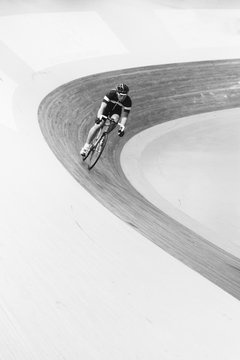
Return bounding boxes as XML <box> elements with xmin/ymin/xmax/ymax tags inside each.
<box><xmin>101</xmin><ymin>115</ymin><xmax>121</xmax><ymax>125</ymax></box>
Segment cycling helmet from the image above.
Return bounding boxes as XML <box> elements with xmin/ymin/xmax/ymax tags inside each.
<box><xmin>116</xmin><ymin>83</ymin><xmax>129</xmax><ymax>94</ymax></box>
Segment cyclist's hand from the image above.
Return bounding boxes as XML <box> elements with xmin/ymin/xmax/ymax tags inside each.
<box><xmin>95</xmin><ymin>117</ymin><xmax>101</xmax><ymax>124</ymax></box>
<box><xmin>95</xmin><ymin>115</ymin><xmax>107</xmax><ymax>124</ymax></box>
<box><xmin>118</xmin><ymin>123</ymin><xmax>125</xmax><ymax>137</ymax></box>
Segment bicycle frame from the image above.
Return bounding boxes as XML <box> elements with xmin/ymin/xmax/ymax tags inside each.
<box><xmin>83</xmin><ymin>116</ymin><xmax>118</xmax><ymax>170</ymax></box>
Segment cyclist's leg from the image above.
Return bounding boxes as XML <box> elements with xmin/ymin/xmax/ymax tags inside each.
<box><xmin>80</xmin><ymin>120</ymin><xmax>104</xmax><ymax>156</ymax></box>
<box><xmin>108</xmin><ymin>114</ymin><xmax>120</xmax><ymax>132</ymax></box>
<box><xmin>86</xmin><ymin>122</ymin><xmax>103</xmax><ymax>145</ymax></box>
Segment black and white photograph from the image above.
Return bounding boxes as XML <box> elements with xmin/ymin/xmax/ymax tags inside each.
<box><xmin>1</xmin><ymin>0</ymin><xmax>240</xmax><ymax>359</ymax></box>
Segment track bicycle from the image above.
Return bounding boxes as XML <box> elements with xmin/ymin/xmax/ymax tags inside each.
<box><xmin>82</xmin><ymin>116</ymin><xmax>118</xmax><ymax>170</ymax></box>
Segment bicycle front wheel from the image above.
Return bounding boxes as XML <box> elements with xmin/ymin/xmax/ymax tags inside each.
<box><xmin>88</xmin><ymin>133</ymin><xmax>108</xmax><ymax>170</ymax></box>
<box><xmin>82</xmin><ymin>127</ymin><xmax>102</xmax><ymax>162</ymax></box>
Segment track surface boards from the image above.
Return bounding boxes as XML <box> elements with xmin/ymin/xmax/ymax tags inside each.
<box><xmin>38</xmin><ymin>59</ymin><xmax>240</xmax><ymax>299</ymax></box>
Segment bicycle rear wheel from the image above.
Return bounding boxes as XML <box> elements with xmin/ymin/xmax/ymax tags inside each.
<box><xmin>88</xmin><ymin>132</ymin><xmax>108</xmax><ymax>170</ymax></box>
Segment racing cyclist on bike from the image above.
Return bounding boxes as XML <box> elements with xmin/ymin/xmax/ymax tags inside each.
<box><xmin>80</xmin><ymin>83</ymin><xmax>132</xmax><ymax>157</ymax></box>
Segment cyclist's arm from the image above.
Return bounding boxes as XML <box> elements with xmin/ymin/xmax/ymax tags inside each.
<box><xmin>97</xmin><ymin>102</ymin><xmax>107</xmax><ymax>120</ymax></box>
<box><xmin>119</xmin><ymin>109</ymin><xmax>130</xmax><ymax>128</ymax></box>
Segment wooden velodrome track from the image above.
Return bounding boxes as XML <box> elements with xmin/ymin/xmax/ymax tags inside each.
<box><xmin>38</xmin><ymin>59</ymin><xmax>240</xmax><ymax>300</ymax></box>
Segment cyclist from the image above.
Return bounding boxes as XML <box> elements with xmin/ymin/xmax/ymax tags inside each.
<box><xmin>80</xmin><ymin>83</ymin><xmax>132</xmax><ymax>156</ymax></box>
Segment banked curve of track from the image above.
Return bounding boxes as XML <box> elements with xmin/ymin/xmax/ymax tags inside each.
<box><xmin>38</xmin><ymin>59</ymin><xmax>240</xmax><ymax>299</ymax></box>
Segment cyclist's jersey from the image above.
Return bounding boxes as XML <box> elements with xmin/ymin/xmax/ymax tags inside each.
<box><xmin>102</xmin><ymin>89</ymin><xmax>132</xmax><ymax>117</ymax></box>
